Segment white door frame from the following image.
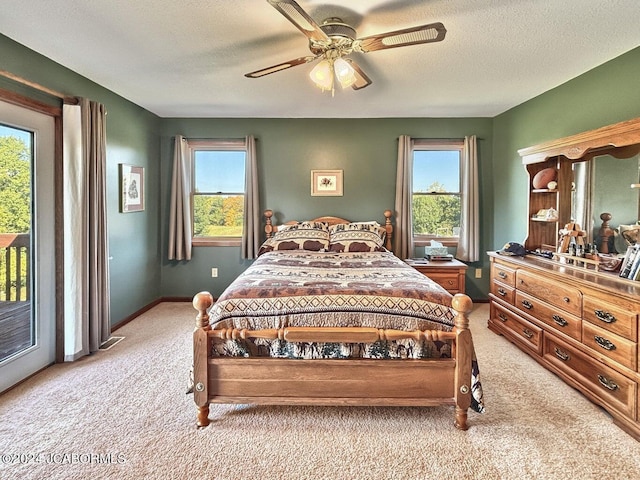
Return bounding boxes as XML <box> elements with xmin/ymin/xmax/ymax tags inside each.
<box><xmin>0</xmin><ymin>98</ymin><xmax>56</xmax><ymax>392</ymax></box>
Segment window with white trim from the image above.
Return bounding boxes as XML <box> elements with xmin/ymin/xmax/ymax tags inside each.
<box><xmin>191</xmin><ymin>140</ymin><xmax>246</xmax><ymax>245</ymax></box>
<box><xmin>412</xmin><ymin>140</ymin><xmax>463</xmax><ymax>246</ymax></box>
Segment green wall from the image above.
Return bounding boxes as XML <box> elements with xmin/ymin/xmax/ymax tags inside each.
<box><xmin>158</xmin><ymin>118</ymin><xmax>493</xmax><ymax>300</ymax></box>
<box><xmin>0</xmin><ymin>34</ymin><xmax>162</xmax><ymax>326</ymax></box>
<box><xmin>492</xmin><ymin>47</ymin><xmax>640</xmax><ymax>249</ymax></box>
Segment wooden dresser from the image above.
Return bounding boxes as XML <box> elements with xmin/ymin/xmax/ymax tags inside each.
<box><xmin>488</xmin><ymin>252</ymin><xmax>640</xmax><ymax>440</ymax></box>
<box><xmin>405</xmin><ymin>258</ymin><xmax>467</xmax><ymax>295</ymax></box>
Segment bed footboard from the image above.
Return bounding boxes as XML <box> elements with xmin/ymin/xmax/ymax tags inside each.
<box><xmin>192</xmin><ymin>292</ymin><xmax>474</xmax><ymax>430</ymax></box>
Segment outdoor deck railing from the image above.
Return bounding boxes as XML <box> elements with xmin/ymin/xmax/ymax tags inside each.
<box><xmin>0</xmin><ymin>233</ymin><xmax>30</xmax><ymax>302</ymax></box>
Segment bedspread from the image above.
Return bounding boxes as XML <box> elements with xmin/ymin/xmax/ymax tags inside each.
<box><xmin>208</xmin><ymin>250</ymin><xmax>484</xmax><ymax>412</ymax></box>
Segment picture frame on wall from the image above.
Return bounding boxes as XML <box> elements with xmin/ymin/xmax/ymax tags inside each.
<box><xmin>120</xmin><ymin>164</ymin><xmax>144</xmax><ymax>212</ymax></box>
<box><xmin>311</xmin><ymin>169</ymin><xmax>343</xmax><ymax>196</ymax></box>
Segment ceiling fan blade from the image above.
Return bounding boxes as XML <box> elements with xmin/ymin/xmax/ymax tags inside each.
<box><xmin>267</xmin><ymin>0</ymin><xmax>330</xmax><ymax>43</ymax></box>
<box><xmin>245</xmin><ymin>56</ymin><xmax>318</xmax><ymax>78</ymax></box>
<box><xmin>344</xmin><ymin>59</ymin><xmax>372</xmax><ymax>90</ymax></box>
<box><xmin>357</xmin><ymin>22</ymin><xmax>446</xmax><ymax>52</ymax></box>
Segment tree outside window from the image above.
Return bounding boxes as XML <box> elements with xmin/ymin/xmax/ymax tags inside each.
<box><xmin>192</xmin><ymin>144</ymin><xmax>246</xmax><ymax>239</ymax></box>
<box><xmin>412</xmin><ymin>143</ymin><xmax>462</xmax><ymax>245</ymax></box>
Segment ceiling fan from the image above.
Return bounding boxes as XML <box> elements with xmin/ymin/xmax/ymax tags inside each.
<box><xmin>245</xmin><ymin>0</ymin><xmax>446</xmax><ymax>93</ymax></box>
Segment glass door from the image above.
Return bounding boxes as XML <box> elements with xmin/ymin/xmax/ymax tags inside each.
<box><xmin>0</xmin><ymin>99</ymin><xmax>55</xmax><ymax>393</ymax></box>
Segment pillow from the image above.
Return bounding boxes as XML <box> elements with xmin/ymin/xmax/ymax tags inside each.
<box><xmin>328</xmin><ymin>222</ymin><xmax>385</xmax><ymax>252</ymax></box>
<box><xmin>258</xmin><ymin>221</ymin><xmax>330</xmax><ymax>255</ymax></box>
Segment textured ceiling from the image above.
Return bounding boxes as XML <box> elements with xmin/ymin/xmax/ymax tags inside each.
<box><xmin>1</xmin><ymin>0</ymin><xmax>639</xmax><ymax>118</ymax></box>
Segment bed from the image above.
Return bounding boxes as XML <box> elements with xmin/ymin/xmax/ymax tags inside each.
<box><xmin>192</xmin><ymin>210</ymin><xmax>483</xmax><ymax>430</ymax></box>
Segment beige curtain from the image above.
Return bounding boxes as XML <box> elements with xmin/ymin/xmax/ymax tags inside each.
<box><xmin>242</xmin><ymin>135</ymin><xmax>260</xmax><ymax>259</ymax></box>
<box><xmin>62</xmin><ymin>99</ymin><xmax>110</xmax><ymax>361</ymax></box>
<box><xmin>394</xmin><ymin>135</ymin><xmax>414</xmax><ymax>259</ymax></box>
<box><xmin>456</xmin><ymin>135</ymin><xmax>480</xmax><ymax>262</ymax></box>
<box><xmin>168</xmin><ymin>135</ymin><xmax>192</xmax><ymax>260</ymax></box>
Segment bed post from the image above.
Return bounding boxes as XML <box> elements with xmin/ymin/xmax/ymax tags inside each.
<box><xmin>383</xmin><ymin>210</ymin><xmax>393</xmax><ymax>251</ymax></box>
<box><xmin>193</xmin><ymin>291</ymin><xmax>214</xmax><ymax>428</ymax></box>
<box><xmin>264</xmin><ymin>209</ymin><xmax>274</xmax><ymax>238</ymax></box>
<box><xmin>451</xmin><ymin>293</ymin><xmax>473</xmax><ymax>430</ymax></box>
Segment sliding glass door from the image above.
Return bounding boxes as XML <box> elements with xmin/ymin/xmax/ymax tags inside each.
<box><xmin>0</xmin><ymin>99</ymin><xmax>55</xmax><ymax>392</ymax></box>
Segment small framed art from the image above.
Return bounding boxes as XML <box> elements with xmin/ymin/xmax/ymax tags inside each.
<box><xmin>311</xmin><ymin>169</ymin><xmax>343</xmax><ymax>196</ymax></box>
<box><xmin>120</xmin><ymin>164</ymin><xmax>144</xmax><ymax>212</ymax></box>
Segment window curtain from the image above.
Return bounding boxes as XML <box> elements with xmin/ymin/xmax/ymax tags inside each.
<box><xmin>456</xmin><ymin>135</ymin><xmax>480</xmax><ymax>262</ymax></box>
<box><xmin>394</xmin><ymin>135</ymin><xmax>414</xmax><ymax>259</ymax></box>
<box><xmin>62</xmin><ymin>99</ymin><xmax>110</xmax><ymax>361</ymax></box>
<box><xmin>241</xmin><ymin>135</ymin><xmax>260</xmax><ymax>259</ymax></box>
<box><xmin>168</xmin><ymin>135</ymin><xmax>192</xmax><ymax>260</ymax></box>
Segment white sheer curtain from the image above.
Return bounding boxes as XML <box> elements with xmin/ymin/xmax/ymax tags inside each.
<box><xmin>62</xmin><ymin>99</ymin><xmax>111</xmax><ymax>361</ymax></box>
<box><xmin>242</xmin><ymin>135</ymin><xmax>260</xmax><ymax>259</ymax></box>
<box><xmin>394</xmin><ymin>135</ymin><xmax>414</xmax><ymax>259</ymax></box>
<box><xmin>456</xmin><ymin>135</ymin><xmax>480</xmax><ymax>262</ymax></box>
<box><xmin>168</xmin><ymin>135</ymin><xmax>192</xmax><ymax>260</ymax></box>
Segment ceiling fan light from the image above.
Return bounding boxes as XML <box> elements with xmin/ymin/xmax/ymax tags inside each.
<box><xmin>334</xmin><ymin>57</ymin><xmax>357</xmax><ymax>88</ymax></box>
<box><xmin>309</xmin><ymin>59</ymin><xmax>334</xmax><ymax>91</ymax></box>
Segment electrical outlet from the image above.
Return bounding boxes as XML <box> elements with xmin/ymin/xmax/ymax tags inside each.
<box><xmin>211</xmin><ymin>268</ymin><xmax>218</xmax><ymax>278</ymax></box>
<box><xmin>474</xmin><ymin>268</ymin><xmax>482</xmax><ymax>279</ymax></box>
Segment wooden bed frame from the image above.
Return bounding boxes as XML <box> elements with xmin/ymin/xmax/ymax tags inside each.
<box><xmin>192</xmin><ymin>210</ymin><xmax>475</xmax><ymax>430</ymax></box>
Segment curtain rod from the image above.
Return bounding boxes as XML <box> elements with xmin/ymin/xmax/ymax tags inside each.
<box><xmin>0</xmin><ymin>69</ymin><xmax>79</xmax><ymax>104</ymax></box>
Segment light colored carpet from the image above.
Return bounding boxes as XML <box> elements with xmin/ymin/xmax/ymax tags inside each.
<box><xmin>1</xmin><ymin>302</ymin><xmax>639</xmax><ymax>480</ymax></box>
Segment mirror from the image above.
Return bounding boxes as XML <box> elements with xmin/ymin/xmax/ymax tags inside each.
<box><xmin>572</xmin><ymin>153</ymin><xmax>640</xmax><ymax>251</ymax></box>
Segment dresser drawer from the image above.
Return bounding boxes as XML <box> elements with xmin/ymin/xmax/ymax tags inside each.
<box><xmin>491</xmin><ymin>280</ymin><xmax>515</xmax><ymax>305</ymax></box>
<box><xmin>543</xmin><ymin>335</ymin><xmax>637</xmax><ymax>418</ymax></box>
<box><xmin>583</xmin><ymin>295</ymin><xmax>637</xmax><ymax>342</ymax></box>
<box><xmin>582</xmin><ymin>322</ymin><xmax>637</xmax><ymax>371</ymax></box>
<box><xmin>491</xmin><ymin>302</ymin><xmax>542</xmax><ymax>354</ymax></box>
<box><xmin>491</xmin><ymin>262</ymin><xmax>516</xmax><ymax>287</ymax></box>
<box><xmin>516</xmin><ymin>269</ymin><xmax>582</xmax><ymax>316</ymax></box>
<box><xmin>515</xmin><ymin>291</ymin><xmax>582</xmax><ymax>341</ymax></box>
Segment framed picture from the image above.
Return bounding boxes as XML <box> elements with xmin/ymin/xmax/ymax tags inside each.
<box><xmin>311</xmin><ymin>169</ymin><xmax>343</xmax><ymax>196</ymax></box>
<box><xmin>120</xmin><ymin>164</ymin><xmax>144</xmax><ymax>212</ymax></box>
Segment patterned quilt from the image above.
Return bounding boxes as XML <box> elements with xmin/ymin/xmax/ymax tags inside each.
<box><xmin>209</xmin><ymin>250</ymin><xmax>484</xmax><ymax>412</ymax></box>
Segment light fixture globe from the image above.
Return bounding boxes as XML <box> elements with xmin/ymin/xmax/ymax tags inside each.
<box><xmin>334</xmin><ymin>58</ymin><xmax>356</xmax><ymax>88</ymax></box>
<box><xmin>309</xmin><ymin>59</ymin><xmax>334</xmax><ymax>91</ymax></box>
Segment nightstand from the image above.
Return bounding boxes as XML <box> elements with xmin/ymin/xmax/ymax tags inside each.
<box><xmin>405</xmin><ymin>258</ymin><xmax>468</xmax><ymax>294</ymax></box>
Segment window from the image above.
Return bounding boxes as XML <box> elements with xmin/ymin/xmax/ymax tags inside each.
<box><xmin>412</xmin><ymin>140</ymin><xmax>463</xmax><ymax>246</ymax></box>
<box><xmin>190</xmin><ymin>140</ymin><xmax>246</xmax><ymax>246</ymax></box>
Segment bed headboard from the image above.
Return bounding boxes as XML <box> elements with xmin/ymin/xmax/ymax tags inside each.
<box><xmin>263</xmin><ymin>209</ymin><xmax>394</xmax><ymax>251</ymax></box>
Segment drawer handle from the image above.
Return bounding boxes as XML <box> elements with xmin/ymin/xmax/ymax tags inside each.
<box><xmin>594</xmin><ymin>335</ymin><xmax>616</xmax><ymax>352</ymax></box>
<box><xmin>521</xmin><ymin>300</ymin><xmax>533</xmax><ymax>310</ymax></box>
<box><xmin>497</xmin><ymin>288</ymin><xmax>506</xmax><ymax>296</ymax></box>
<box><xmin>594</xmin><ymin>309</ymin><xmax>617</xmax><ymax>324</ymax></box>
<box><xmin>563</xmin><ymin>297</ymin><xmax>570</xmax><ymax>303</ymax></box>
<box><xmin>597</xmin><ymin>374</ymin><xmax>619</xmax><ymax>391</ymax></box>
<box><xmin>522</xmin><ymin>328</ymin><xmax>534</xmax><ymax>339</ymax></box>
<box><xmin>552</xmin><ymin>314</ymin><xmax>568</xmax><ymax>327</ymax></box>
<box><xmin>498</xmin><ymin>271</ymin><xmax>507</xmax><ymax>279</ymax></box>
<box><xmin>498</xmin><ymin>313</ymin><xmax>508</xmax><ymax>322</ymax></box>
<box><xmin>554</xmin><ymin>347</ymin><xmax>570</xmax><ymax>361</ymax></box>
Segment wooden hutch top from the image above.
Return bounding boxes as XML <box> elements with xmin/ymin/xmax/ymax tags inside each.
<box><xmin>518</xmin><ymin>116</ymin><xmax>640</xmax><ymax>165</ymax></box>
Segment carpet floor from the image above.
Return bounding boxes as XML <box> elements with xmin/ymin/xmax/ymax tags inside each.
<box><xmin>1</xmin><ymin>302</ymin><xmax>639</xmax><ymax>480</ymax></box>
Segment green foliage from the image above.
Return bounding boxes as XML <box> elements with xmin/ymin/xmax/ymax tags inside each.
<box><xmin>0</xmin><ymin>136</ymin><xmax>31</xmax><ymax>233</ymax></box>
<box><xmin>413</xmin><ymin>181</ymin><xmax>461</xmax><ymax>236</ymax></box>
<box><xmin>193</xmin><ymin>194</ymin><xmax>244</xmax><ymax>237</ymax></box>
<box><xmin>0</xmin><ymin>135</ymin><xmax>31</xmax><ymax>300</ymax></box>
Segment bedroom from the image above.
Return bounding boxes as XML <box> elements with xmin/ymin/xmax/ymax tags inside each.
<box><xmin>0</xmin><ymin>1</ymin><xmax>637</xmax><ymax>322</ymax></box>
<box><xmin>1</xmin><ymin>1</ymin><xmax>640</xmax><ymax>475</ymax></box>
